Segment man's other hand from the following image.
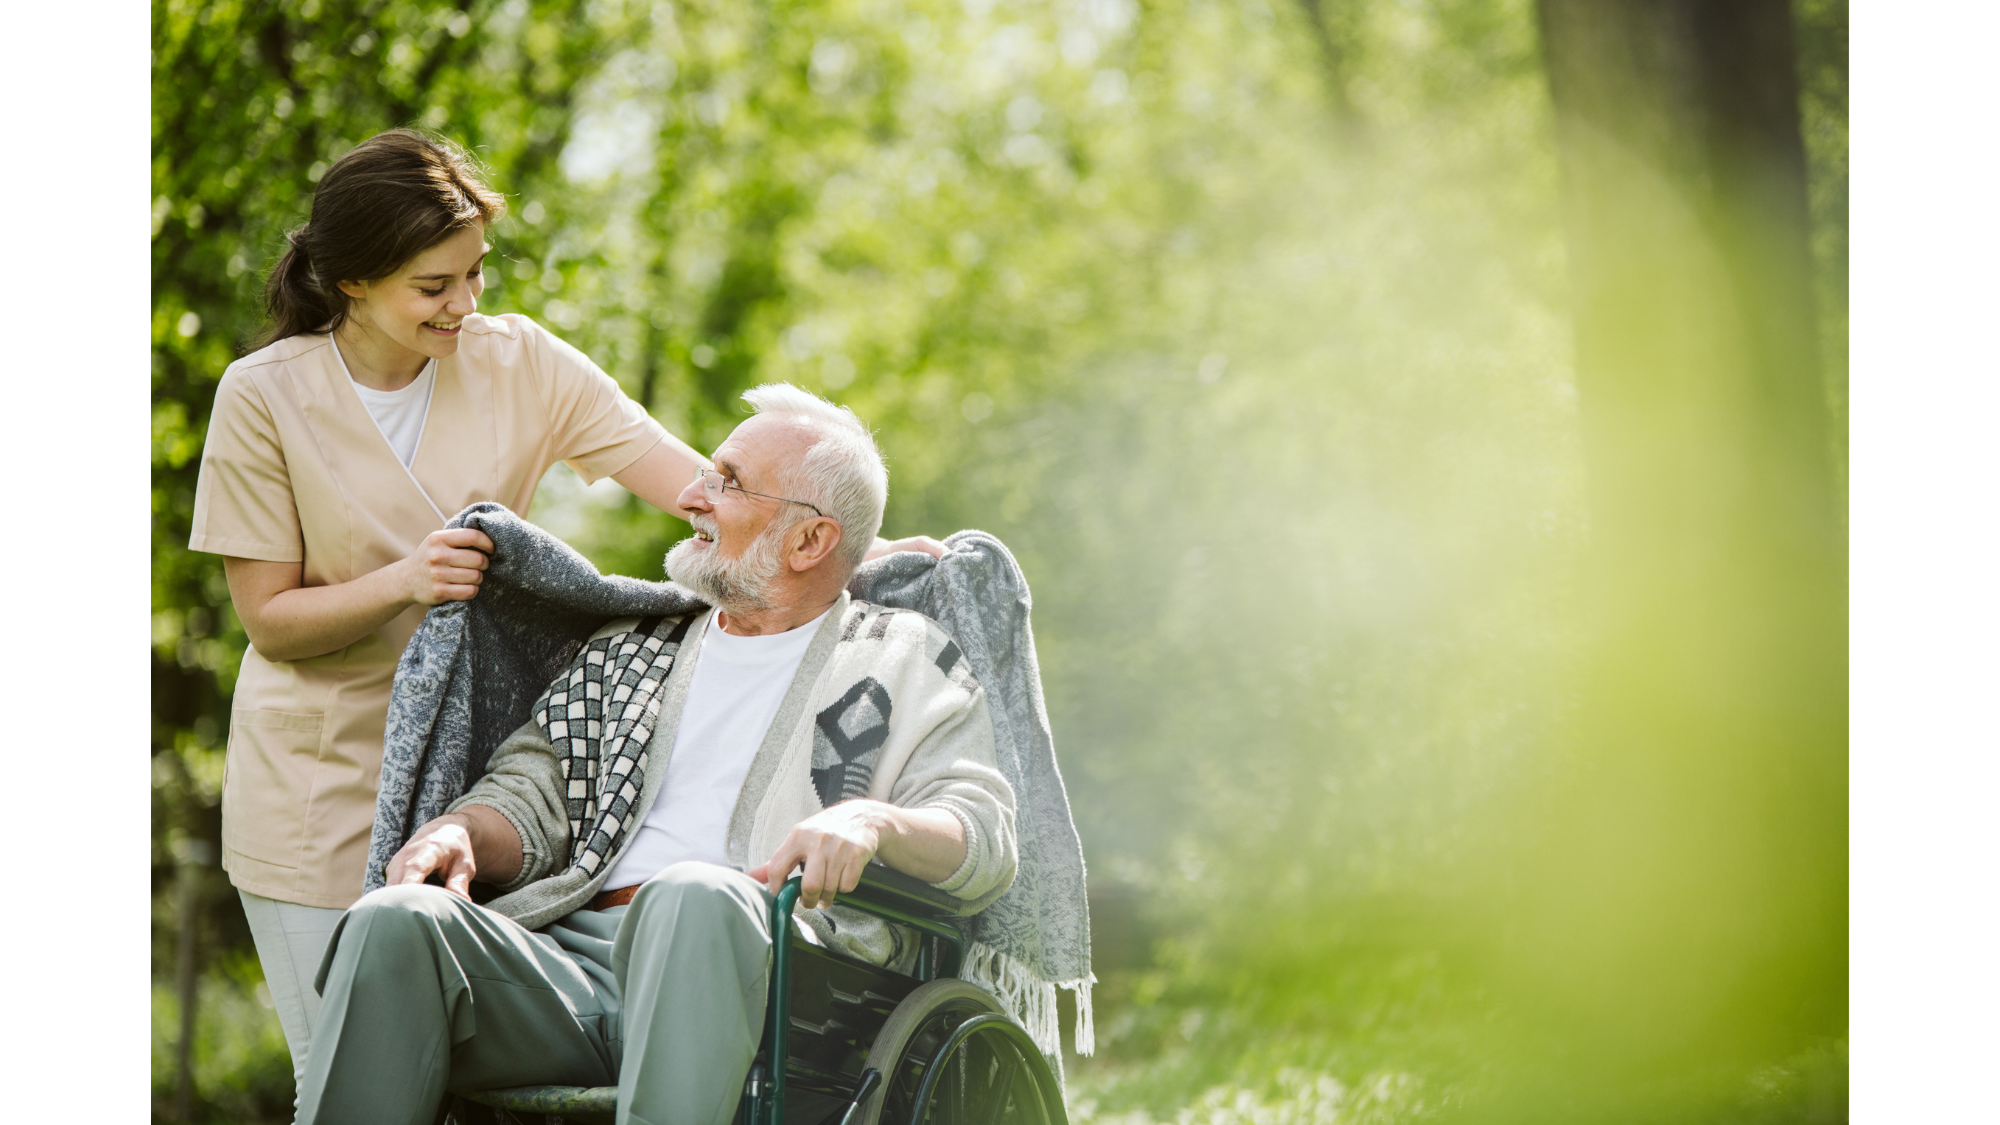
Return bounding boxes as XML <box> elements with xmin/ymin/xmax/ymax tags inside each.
<box><xmin>748</xmin><ymin>801</ymin><xmax>888</xmax><ymax>909</ymax></box>
<box><xmin>386</xmin><ymin>813</ymin><xmax>479</xmax><ymax>898</ymax></box>
<box><xmin>866</xmin><ymin>535</ymin><xmax>947</xmax><ymax>561</ymax></box>
<box><xmin>748</xmin><ymin>800</ymin><xmax>967</xmax><ymax>908</ymax></box>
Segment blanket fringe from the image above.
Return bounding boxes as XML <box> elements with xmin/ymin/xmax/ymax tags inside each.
<box><xmin>1066</xmin><ymin>974</ymin><xmax>1095</xmax><ymax>1057</ymax></box>
<box><xmin>955</xmin><ymin>942</ymin><xmax>1097</xmax><ymax>1061</ymax></box>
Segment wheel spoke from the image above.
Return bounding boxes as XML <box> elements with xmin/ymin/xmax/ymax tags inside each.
<box><xmin>975</xmin><ymin>1041</ymin><xmax>1021</xmax><ymax>1125</ymax></box>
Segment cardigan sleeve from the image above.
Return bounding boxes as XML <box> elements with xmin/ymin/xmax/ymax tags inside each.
<box><xmin>885</xmin><ymin>686</ymin><xmax>1018</xmax><ymax>909</ymax></box>
<box><xmin>801</xmin><ymin>684</ymin><xmax>1014</xmax><ymax>971</ymax></box>
<box><xmin>448</xmin><ymin>719</ymin><xmax>573</xmax><ymax>892</ymax></box>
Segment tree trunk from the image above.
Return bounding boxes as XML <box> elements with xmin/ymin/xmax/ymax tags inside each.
<box><xmin>1516</xmin><ymin>0</ymin><xmax>1845</xmax><ymax>1108</ymax></box>
<box><xmin>174</xmin><ymin>843</ymin><xmax>213</xmax><ymax>1121</ymax></box>
<box><xmin>1293</xmin><ymin>0</ymin><xmax>1361</xmax><ymax>127</ymax></box>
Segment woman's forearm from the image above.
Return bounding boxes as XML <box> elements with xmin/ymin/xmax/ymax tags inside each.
<box><xmin>611</xmin><ymin>435</ymin><xmax>708</xmax><ymax>517</ymax></box>
<box><xmin>225</xmin><ymin>527</ymin><xmax>492</xmax><ymax>662</ymax></box>
<box><xmin>226</xmin><ymin>556</ymin><xmax>419</xmax><ymax>662</ymax></box>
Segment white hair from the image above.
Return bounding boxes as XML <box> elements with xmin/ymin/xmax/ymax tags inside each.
<box><xmin>741</xmin><ymin>382</ymin><xmax>888</xmax><ymax>573</ymax></box>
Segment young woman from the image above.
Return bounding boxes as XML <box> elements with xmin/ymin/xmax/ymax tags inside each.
<box><xmin>188</xmin><ymin>129</ymin><xmax>939</xmax><ymax>1077</ymax></box>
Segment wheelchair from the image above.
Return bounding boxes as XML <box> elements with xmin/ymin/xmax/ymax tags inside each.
<box><xmin>447</xmin><ymin>865</ymin><xmax>1069</xmax><ymax>1125</ymax></box>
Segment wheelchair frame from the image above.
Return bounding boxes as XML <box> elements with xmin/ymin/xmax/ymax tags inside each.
<box><xmin>745</xmin><ymin>865</ymin><xmax>975</xmax><ymax>1125</ymax></box>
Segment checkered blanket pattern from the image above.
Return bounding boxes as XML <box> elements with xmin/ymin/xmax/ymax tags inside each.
<box><xmin>530</xmin><ymin>613</ymin><xmax>694</xmax><ymax>878</ymax></box>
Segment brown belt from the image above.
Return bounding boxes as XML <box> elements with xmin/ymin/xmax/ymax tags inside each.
<box><xmin>589</xmin><ymin>884</ymin><xmax>643</xmax><ymax>911</ymax></box>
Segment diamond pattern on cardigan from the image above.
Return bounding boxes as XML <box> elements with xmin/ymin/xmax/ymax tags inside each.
<box><xmin>810</xmin><ymin>676</ymin><xmax>894</xmax><ymax>806</ymax></box>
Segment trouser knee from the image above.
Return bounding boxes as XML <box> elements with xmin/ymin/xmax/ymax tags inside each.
<box><xmin>347</xmin><ymin>882</ymin><xmax>459</xmax><ymax>926</ymax></box>
<box><xmin>617</xmin><ymin>862</ymin><xmax>771</xmax><ymax>962</ymax></box>
<box><xmin>329</xmin><ymin>884</ymin><xmax>463</xmax><ymax>964</ymax></box>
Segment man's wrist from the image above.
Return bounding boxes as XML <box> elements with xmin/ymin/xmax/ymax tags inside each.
<box><xmin>452</xmin><ymin>805</ymin><xmax>526</xmax><ymax>884</ymax></box>
<box><xmin>847</xmin><ymin>798</ymin><xmax>889</xmax><ymax>829</ymax></box>
<box><xmin>862</xmin><ymin>800</ymin><xmax>905</xmax><ymax>859</ymax></box>
<box><xmin>429</xmin><ymin>811</ymin><xmax>473</xmax><ymax>835</ymax></box>
<box><xmin>420</xmin><ymin>812</ymin><xmax>477</xmax><ymax>854</ymax></box>
<box><xmin>866</xmin><ymin>804</ymin><xmax>967</xmax><ymax>884</ymax></box>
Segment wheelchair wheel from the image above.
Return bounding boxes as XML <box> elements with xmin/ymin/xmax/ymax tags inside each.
<box><xmin>853</xmin><ymin>979</ymin><xmax>1066</xmax><ymax>1125</ymax></box>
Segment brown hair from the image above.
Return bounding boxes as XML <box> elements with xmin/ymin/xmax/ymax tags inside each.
<box><xmin>260</xmin><ymin>130</ymin><xmax>507</xmax><ymax>346</ymax></box>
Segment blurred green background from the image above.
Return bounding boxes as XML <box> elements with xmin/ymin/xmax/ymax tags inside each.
<box><xmin>151</xmin><ymin>0</ymin><xmax>1846</xmax><ymax>1120</ymax></box>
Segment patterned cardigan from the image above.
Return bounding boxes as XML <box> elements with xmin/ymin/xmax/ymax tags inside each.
<box><xmin>452</xmin><ymin>594</ymin><xmax>1018</xmax><ymax>966</ymax></box>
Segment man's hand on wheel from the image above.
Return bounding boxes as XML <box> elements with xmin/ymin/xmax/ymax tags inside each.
<box><xmin>386</xmin><ymin>813</ymin><xmax>479</xmax><ymax>898</ymax></box>
<box><xmin>748</xmin><ymin>801</ymin><xmax>890</xmax><ymax>909</ymax></box>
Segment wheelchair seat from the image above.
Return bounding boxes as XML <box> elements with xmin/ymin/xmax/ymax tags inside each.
<box><xmin>449</xmin><ymin>865</ymin><xmax>1064</xmax><ymax>1125</ymax></box>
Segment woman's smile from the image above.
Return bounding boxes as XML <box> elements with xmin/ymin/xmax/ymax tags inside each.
<box><xmin>333</xmin><ymin>223</ymin><xmax>489</xmax><ymax>385</ymax></box>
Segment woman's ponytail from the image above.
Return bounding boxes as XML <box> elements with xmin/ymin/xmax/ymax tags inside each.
<box><xmin>259</xmin><ymin>223</ymin><xmax>339</xmax><ymax>347</ymax></box>
<box><xmin>253</xmin><ymin>130</ymin><xmax>507</xmax><ymax>349</ymax></box>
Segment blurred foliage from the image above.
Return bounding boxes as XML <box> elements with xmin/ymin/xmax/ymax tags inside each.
<box><xmin>152</xmin><ymin>0</ymin><xmax>1844</xmax><ymax>1120</ymax></box>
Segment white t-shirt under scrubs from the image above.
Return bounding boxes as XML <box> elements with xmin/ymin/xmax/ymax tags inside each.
<box><xmin>602</xmin><ymin>607</ymin><xmax>830</xmax><ymax>889</ymax></box>
<box><xmin>332</xmin><ymin>340</ymin><xmax>437</xmax><ymax>469</ymax></box>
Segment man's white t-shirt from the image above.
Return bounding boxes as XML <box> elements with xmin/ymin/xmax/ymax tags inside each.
<box><xmin>334</xmin><ymin>342</ymin><xmax>436</xmax><ymax>469</ymax></box>
<box><xmin>602</xmin><ymin>607</ymin><xmax>830</xmax><ymax>889</ymax></box>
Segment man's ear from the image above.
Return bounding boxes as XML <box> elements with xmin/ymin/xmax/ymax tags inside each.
<box><xmin>788</xmin><ymin>517</ymin><xmax>844</xmax><ymax>572</ymax></box>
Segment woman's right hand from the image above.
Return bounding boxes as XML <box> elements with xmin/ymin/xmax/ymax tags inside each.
<box><xmin>227</xmin><ymin>526</ymin><xmax>499</xmax><ymax>662</ymax></box>
<box><xmin>403</xmin><ymin>527</ymin><xmax>495</xmax><ymax>605</ymax></box>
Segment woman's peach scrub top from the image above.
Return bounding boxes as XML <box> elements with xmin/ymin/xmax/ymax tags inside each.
<box><xmin>189</xmin><ymin>313</ymin><xmax>670</xmax><ymax>909</ymax></box>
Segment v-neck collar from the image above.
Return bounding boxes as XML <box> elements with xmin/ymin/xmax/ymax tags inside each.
<box><xmin>327</xmin><ymin>337</ymin><xmax>447</xmax><ymax>525</ymax></box>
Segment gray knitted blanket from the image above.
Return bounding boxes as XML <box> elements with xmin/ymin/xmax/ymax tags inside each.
<box><xmin>366</xmin><ymin>503</ymin><xmax>1094</xmax><ymax>1047</ymax></box>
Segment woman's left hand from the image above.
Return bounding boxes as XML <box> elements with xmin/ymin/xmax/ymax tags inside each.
<box><xmin>868</xmin><ymin>535</ymin><xmax>947</xmax><ymax>560</ymax></box>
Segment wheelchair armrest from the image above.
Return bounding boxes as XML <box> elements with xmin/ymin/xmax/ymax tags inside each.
<box><xmin>777</xmin><ymin>864</ymin><xmax>974</xmax><ymax>984</ymax></box>
<box><xmin>842</xmin><ymin>862</ymin><xmax>983</xmax><ymax>920</ymax></box>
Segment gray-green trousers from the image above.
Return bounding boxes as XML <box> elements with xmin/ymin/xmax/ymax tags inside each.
<box><xmin>296</xmin><ymin>861</ymin><xmax>774</xmax><ymax>1125</ymax></box>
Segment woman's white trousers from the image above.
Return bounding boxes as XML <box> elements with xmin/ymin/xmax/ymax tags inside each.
<box><xmin>238</xmin><ymin>889</ymin><xmax>346</xmax><ymax>1082</ymax></box>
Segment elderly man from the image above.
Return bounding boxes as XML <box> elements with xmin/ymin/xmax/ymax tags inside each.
<box><xmin>295</xmin><ymin>384</ymin><xmax>1018</xmax><ymax>1125</ymax></box>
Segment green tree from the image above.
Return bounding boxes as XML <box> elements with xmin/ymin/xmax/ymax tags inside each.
<box><xmin>1486</xmin><ymin>0</ymin><xmax>1845</xmax><ymax>1114</ymax></box>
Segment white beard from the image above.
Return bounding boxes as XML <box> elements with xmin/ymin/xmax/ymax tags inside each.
<box><xmin>665</xmin><ymin>516</ymin><xmax>787</xmax><ymax>613</ymax></box>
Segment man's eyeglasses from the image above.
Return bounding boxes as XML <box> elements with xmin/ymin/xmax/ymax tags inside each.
<box><xmin>693</xmin><ymin>468</ymin><xmax>826</xmax><ymax>518</ymax></box>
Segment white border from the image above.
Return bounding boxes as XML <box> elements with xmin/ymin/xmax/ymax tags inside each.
<box><xmin>0</xmin><ymin>0</ymin><xmax>152</xmax><ymax>1110</ymax></box>
<box><xmin>1</xmin><ymin>0</ymin><xmax>1958</xmax><ymax>1115</ymax></box>
<box><xmin>1849</xmin><ymin>1</ymin><xmax>1998</xmax><ymax>1120</ymax></box>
